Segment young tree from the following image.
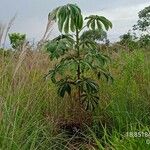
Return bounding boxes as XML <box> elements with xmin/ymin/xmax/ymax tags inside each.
<box><xmin>119</xmin><ymin>31</ymin><xmax>138</xmax><ymax>50</ymax></box>
<box><xmin>139</xmin><ymin>34</ymin><xmax>150</xmax><ymax>48</ymax></box>
<box><xmin>133</xmin><ymin>5</ymin><xmax>150</xmax><ymax>33</ymax></box>
<box><xmin>133</xmin><ymin>6</ymin><xmax>150</xmax><ymax>48</ymax></box>
<box><xmin>9</xmin><ymin>33</ymin><xmax>26</xmax><ymax>50</ymax></box>
<box><xmin>46</xmin><ymin>4</ymin><xmax>113</xmax><ymax>111</ymax></box>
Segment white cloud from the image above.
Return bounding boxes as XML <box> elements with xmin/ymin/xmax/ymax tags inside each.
<box><xmin>5</xmin><ymin>1</ymin><xmax>150</xmax><ymax>44</ymax></box>
<box><xmin>83</xmin><ymin>2</ymin><xmax>150</xmax><ymax>42</ymax></box>
<box><xmin>84</xmin><ymin>2</ymin><xmax>149</xmax><ymax>20</ymax></box>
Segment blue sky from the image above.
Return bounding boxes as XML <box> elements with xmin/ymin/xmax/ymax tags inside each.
<box><xmin>0</xmin><ymin>0</ymin><xmax>149</xmax><ymax>43</ymax></box>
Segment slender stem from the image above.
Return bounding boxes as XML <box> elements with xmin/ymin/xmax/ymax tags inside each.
<box><xmin>78</xmin><ymin>25</ymin><xmax>87</xmax><ymax>34</ymax></box>
<box><xmin>75</xmin><ymin>28</ymin><xmax>81</xmax><ymax>102</ymax></box>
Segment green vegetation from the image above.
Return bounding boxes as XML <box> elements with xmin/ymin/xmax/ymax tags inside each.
<box><xmin>45</xmin><ymin>4</ymin><xmax>112</xmax><ymax>111</ymax></box>
<box><xmin>118</xmin><ymin>5</ymin><xmax>150</xmax><ymax>50</ymax></box>
<box><xmin>0</xmin><ymin>3</ymin><xmax>149</xmax><ymax>150</ymax></box>
<box><xmin>9</xmin><ymin>33</ymin><xmax>26</xmax><ymax>50</ymax></box>
<box><xmin>133</xmin><ymin>5</ymin><xmax>150</xmax><ymax>33</ymax></box>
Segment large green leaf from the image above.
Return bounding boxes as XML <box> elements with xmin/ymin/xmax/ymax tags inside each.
<box><xmin>85</xmin><ymin>15</ymin><xmax>112</xmax><ymax>31</ymax></box>
<box><xmin>58</xmin><ymin>82</ymin><xmax>71</xmax><ymax>97</ymax></box>
<box><xmin>81</xmin><ymin>93</ymin><xmax>99</xmax><ymax>111</ymax></box>
<box><xmin>45</xmin><ymin>34</ymin><xmax>74</xmax><ymax>60</ymax></box>
<box><xmin>46</xmin><ymin>55</ymin><xmax>78</xmax><ymax>84</ymax></box>
<box><xmin>79</xmin><ymin>38</ymin><xmax>97</xmax><ymax>51</ymax></box>
<box><xmin>80</xmin><ymin>29</ymin><xmax>107</xmax><ymax>42</ymax></box>
<box><xmin>48</xmin><ymin>4</ymin><xmax>83</xmax><ymax>33</ymax></box>
<box><xmin>76</xmin><ymin>78</ymin><xmax>100</xmax><ymax>111</ymax></box>
<box><xmin>76</xmin><ymin>78</ymin><xmax>99</xmax><ymax>93</ymax></box>
<box><xmin>57</xmin><ymin>77</ymin><xmax>75</xmax><ymax>97</ymax></box>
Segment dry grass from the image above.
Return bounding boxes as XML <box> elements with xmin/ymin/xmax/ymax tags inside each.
<box><xmin>0</xmin><ymin>15</ymin><xmax>16</xmax><ymax>48</ymax></box>
<box><xmin>0</xmin><ymin>45</ymin><xmax>149</xmax><ymax>149</ymax></box>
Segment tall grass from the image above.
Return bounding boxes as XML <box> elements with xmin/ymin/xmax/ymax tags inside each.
<box><xmin>0</xmin><ymin>47</ymin><xmax>149</xmax><ymax>149</ymax></box>
<box><xmin>0</xmin><ymin>50</ymin><xmax>63</xmax><ymax>149</ymax></box>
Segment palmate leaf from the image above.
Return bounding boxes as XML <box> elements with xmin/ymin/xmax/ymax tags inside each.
<box><xmin>46</xmin><ymin>56</ymin><xmax>78</xmax><ymax>83</ymax></box>
<box><xmin>60</xmin><ymin>55</ymin><xmax>78</xmax><ymax>73</ymax></box>
<box><xmin>80</xmin><ymin>57</ymin><xmax>113</xmax><ymax>83</ymax></box>
<box><xmin>80</xmin><ymin>29</ymin><xmax>107</xmax><ymax>42</ymax></box>
<box><xmin>85</xmin><ymin>15</ymin><xmax>112</xmax><ymax>31</ymax></box>
<box><xmin>97</xmin><ymin>71</ymin><xmax>114</xmax><ymax>83</ymax></box>
<box><xmin>84</xmin><ymin>52</ymin><xmax>110</xmax><ymax>67</ymax></box>
<box><xmin>76</xmin><ymin>77</ymin><xmax>100</xmax><ymax>110</ymax></box>
<box><xmin>45</xmin><ymin>41</ymin><xmax>66</xmax><ymax>59</ymax></box>
<box><xmin>80</xmin><ymin>59</ymin><xmax>98</xmax><ymax>73</ymax></box>
<box><xmin>48</xmin><ymin>4</ymin><xmax>83</xmax><ymax>33</ymax></box>
<box><xmin>79</xmin><ymin>38</ymin><xmax>97</xmax><ymax>51</ymax></box>
<box><xmin>45</xmin><ymin>34</ymin><xmax>74</xmax><ymax>60</ymax></box>
<box><xmin>57</xmin><ymin>77</ymin><xmax>75</xmax><ymax>97</ymax></box>
<box><xmin>46</xmin><ymin>63</ymin><xmax>64</xmax><ymax>83</ymax></box>
<box><xmin>56</xmin><ymin>76</ymin><xmax>75</xmax><ymax>97</ymax></box>
<box><xmin>81</xmin><ymin>93</ymin><xmax>99</xmax><ymax>111</ymax></box>
<box><xmin>80</xmin><ymin>51</ymin><xmax>110</xmax><ymax>74</ymax></box>
<box><xmin>79</xmin><ymin>29</ymin><xmax>107</xmax><ymax>54</ymax></box>
<box><xmin>94</xmin><ymin>53</ymin><xmax>110</xmax><ymax>66</ymax></box>
<box><xmin>76</xmin><ymin>78</ymin><xmax>99</xmax><ymax>93</ymax></box>
<box><xmin>52</xmin><ymin>34</ymin><xmax>74</xmax><ymax>43</ymax></box>
<box><xmin>58</xmin><ymin>83</ymin><xmax>71</xmax><ymax>97</ymax></box>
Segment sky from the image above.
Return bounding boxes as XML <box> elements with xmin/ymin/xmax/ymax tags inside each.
<box><xmin>0</xmin><ymin>0</ymin><xmax>149</xmax><ymax>43</ymax></box>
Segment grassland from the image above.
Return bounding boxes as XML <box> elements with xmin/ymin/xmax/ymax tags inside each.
<box><xmin>0</xmin><ymin>47</ymin><xmax>149</xmax><ymax>149</ymax></box>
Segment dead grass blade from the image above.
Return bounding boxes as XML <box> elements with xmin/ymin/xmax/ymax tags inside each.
<box><xmin>2</xmin><ymin>14</ymin><xmax>17</xmax><ymax>48</ymax></box>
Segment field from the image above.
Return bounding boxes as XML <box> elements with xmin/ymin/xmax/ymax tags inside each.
<box><xmin>0</xmin><ymin>47</ymin><xmax>149</xmax><ymax>150</ymax></box>
<box><xmin>0</xmin><ymin>2</ymin><xmax>150</xmax><ymax>150</ymax></box>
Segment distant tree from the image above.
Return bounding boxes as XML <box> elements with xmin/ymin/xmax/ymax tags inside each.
<box><xmin>139</xmin><ymin>34</ymin><xmax>150</xmax><ymax>48</ymax></box>
<box><xmin>80</xmin><ymin>29</ymin><xmax>107</xmax><ymax>42</ymax></box>
<box><xmin>105</xmin><ymin>39</ymin><xmax>110</xmax><ymax>46</ymax></box>
<box><xmin>119</xmin><ymin>31</ymin><xmax>138</xmax><ymax>51</ymax></box>
<box><xmin>133</xmin><ymin>5</ymin><xmax>150</xmax><ymax>33</ymax></box>
<box><xmin>9</xmin><ymin>33</ymin><xmax>26</xmax><ymax>50</ymax></box>
<box><xmin>115</xmin><ymin>6</ymin><xmax>150</xmax><ymax>51</ymax></box>
<box><xmin>132</xmin><ymin>6</ymin><xmax>150</xmax><ymax>49</ymax></box>
<box><xmin>120</xmin><ymin>32</ymin><xmax>136</xmax><ymax>42</ymax></box>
